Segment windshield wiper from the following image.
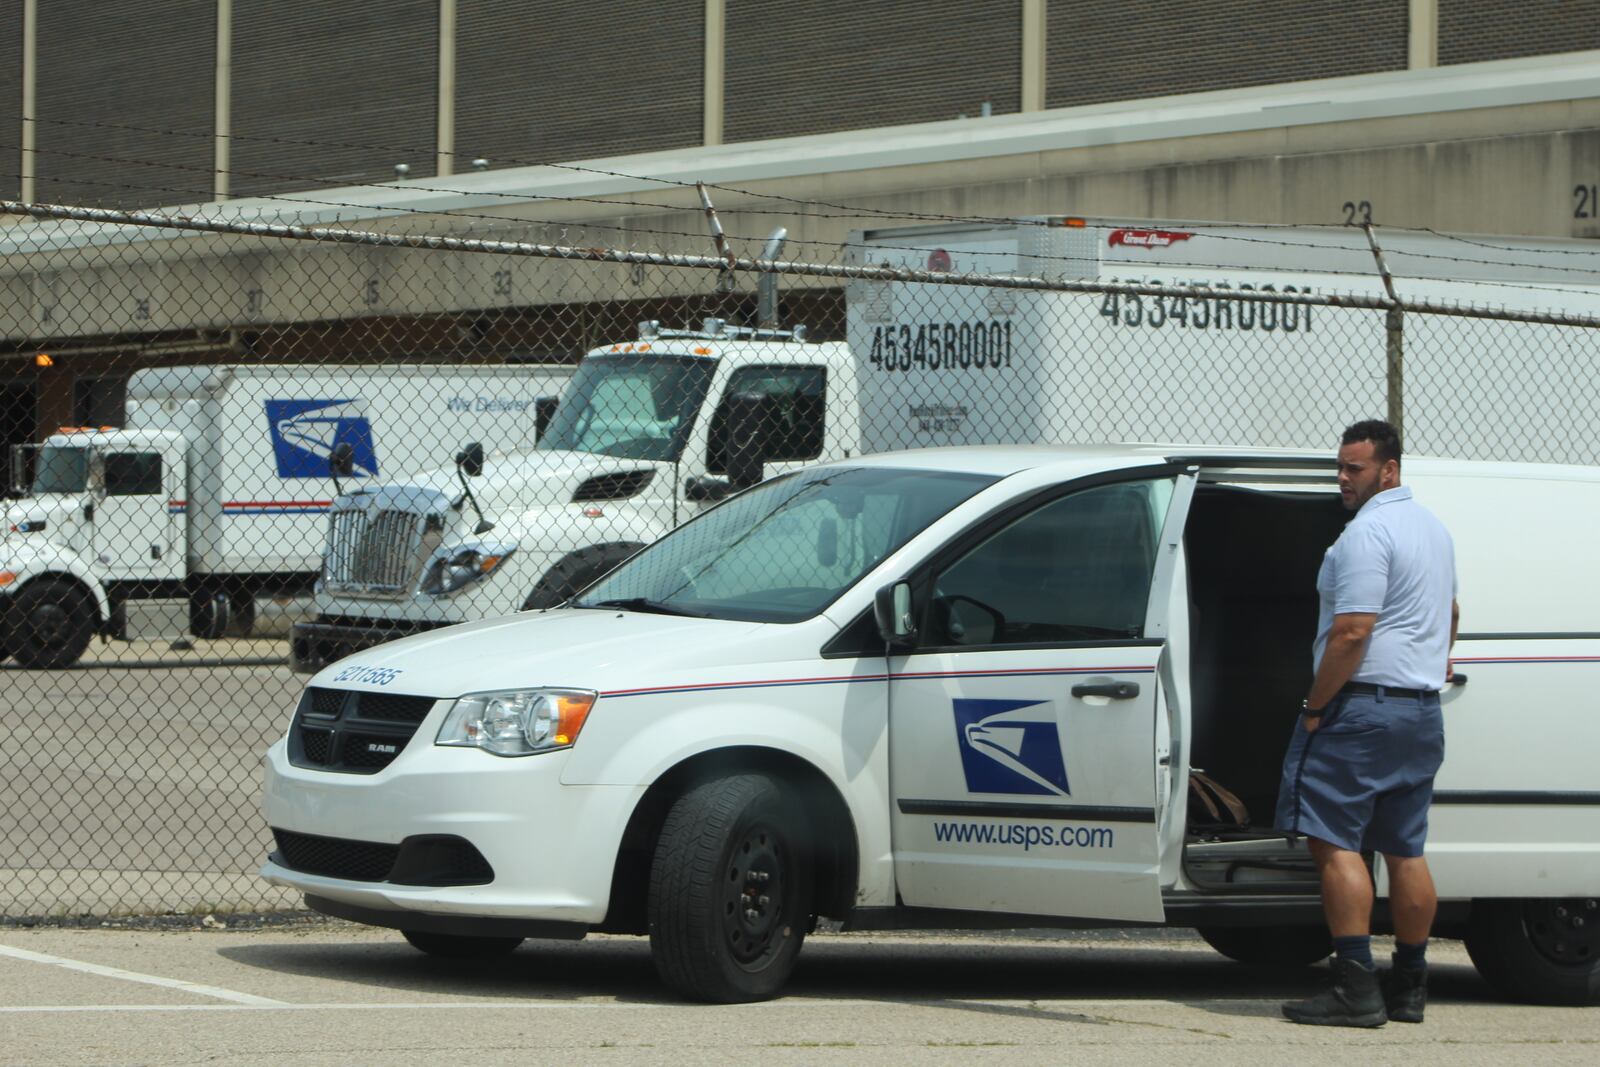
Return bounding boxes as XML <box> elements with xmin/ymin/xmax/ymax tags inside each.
<box><xmin>582</xmin><ymin>597</ymin><xmax>708</xmax><ymax>618</ymax></box>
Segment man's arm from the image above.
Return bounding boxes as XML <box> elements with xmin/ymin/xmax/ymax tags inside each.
<box><xmin>1303</xmin><ymin>612</ymin><xmax>1377</xmax><ymax>731</ymax></box>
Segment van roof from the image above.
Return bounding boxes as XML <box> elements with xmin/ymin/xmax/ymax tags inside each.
<box><xmin>831</xmin><ymin>444</ymin><xmax>1600</xmax><ymax>483</ymax></box>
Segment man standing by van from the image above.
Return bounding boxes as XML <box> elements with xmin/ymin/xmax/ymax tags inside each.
<box><xmin>1278</xmin><ymin>419</ymin><xmax>1459</xmax><ymax>1028</ymax></box>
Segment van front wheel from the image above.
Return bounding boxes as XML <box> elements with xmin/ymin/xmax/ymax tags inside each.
<box><xmin>1197</xmin><ymin>924</ymin><xmax>1332</xmax><ymax>967</ymax></box>
<box><xmin>1466</xmin><ymin>898</ymin><xmax>1600</xmax><ymax>1005</ymax></box>
<box><xmin>647</xmin><ymin>773</ymin><xmax>812</xmax><ymax>1003</ymax></box>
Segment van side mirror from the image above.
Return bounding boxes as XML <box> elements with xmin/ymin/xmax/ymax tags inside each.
<box><xmin>534</xmin><ymin>396</ymin><xmax>558</xmax><ymax>443</ymax></box>
<box><xmin>873</xmin><ymin>581</ymin><xmax>916</xmax><ymax>651</ymax></box>
<box><xmin>456</xmin><ymin>441</ymin><xmax>485</xmax><ymax>478</ymax></box>
<box><xmin>725</xmin><ymin>391</ymin><xmax>772</xmax><ymax>490</ymax></box>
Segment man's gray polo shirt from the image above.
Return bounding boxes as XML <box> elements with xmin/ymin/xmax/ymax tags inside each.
<box><xmin>1313</xmin><ymin>485</ymin><xmax>1457</xmax><ymax>691</ymax></box>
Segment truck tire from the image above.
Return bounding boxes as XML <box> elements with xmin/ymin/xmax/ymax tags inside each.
<box><xmin>521</xmin><ymin>543</ymin><xmax>645</xmax><ymax>610</ymax></box>
<box><xmin>647</xmin><ymin>773</ymin><xmax>813</xmax><ymax>1003</ymax></box>
<box><xmin>225</xmin><ymin>591</ymin><xmax>257</xmax><ymax>638</ymax></box>
<box><xmin>189</xmin><ymin>589</ymin><xmax>230</xmax><ymax>640</ymax></box>
<box><xmin>9</xmin><ymin>579</ymin><xmax>96</xmax><ymax>670</ymax></box>
<box><xmin>400</xmin><ymin>930</ymin><xmax>524</xmax><ymax>959</ymax></box>
<box><xmin>1197</xmin><ymin>924</ymin><xmax>1332</xmax><ymax>967</ymax></box>
<box><xmin>1465</xmin><ymin>898</ymin><xmax>1600</xmax><ymax>1005</ymax></box>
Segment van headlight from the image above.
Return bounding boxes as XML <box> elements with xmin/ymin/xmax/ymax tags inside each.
<box><xmin>420</xmin><ymin>545</ymin><xmax>514</xmax><ymax>596</ymax></box>
<box><xmin>435</xmin><ymin>688</ymin><xmax>597</xmax><ymax>757</ymax></box>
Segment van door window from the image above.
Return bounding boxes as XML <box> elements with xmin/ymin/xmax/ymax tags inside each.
<box><xmin>926</xmin><ymin>478</ymin><xmax>1175</xmax><ymax>647</ymax></box>
<box><xmin>707</xmin><ymin>366</ymin><xmax>825</xmax><ymax>474</ymax></box>
<box><xmin>105</xmin><ymin>452</ymin><xmax>162</xmax><ymax>496</ymax></box>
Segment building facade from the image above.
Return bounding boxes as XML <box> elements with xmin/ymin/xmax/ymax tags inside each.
<box><xmin>5</xmin><ymin>1</ymin><xmax>1600</xmax><ymax>446</ymax></box>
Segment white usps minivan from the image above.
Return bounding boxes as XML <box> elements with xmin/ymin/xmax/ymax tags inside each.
<box><xmin>260</xmin><ymin>446</ymin><xmax>1600</xmax><ymax>1004</ymax></box>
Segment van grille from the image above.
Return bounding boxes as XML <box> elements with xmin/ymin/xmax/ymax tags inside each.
<box><xmin>272</xmin><ymin>828</ymin><xmax>400</xmax><ymax>882</ymax></box>
<box><xmin>324</xmin><ymin>507</ymin><xmax>433</xmax><ymax>595</ymax></box>
<box><xmin>270</xmin><ymin>829</ymin><xmax>493</xmax><ymax>886</ymax></box>
<box><xmin>288</xmin><ymin>687</ymin><xmax>439</xmax><ymax>774</ymax></box>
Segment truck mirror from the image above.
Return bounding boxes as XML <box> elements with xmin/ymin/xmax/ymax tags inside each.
<box><xmin>725</xmin><ymin>392</ymin><xmax>772</xmax><ymax>490</ymax></box>
<box><xmin>456</xmin><ymin>441</ymin><xmax>485</xmax><ymax>478</ymax></box>
<box><xmin>87</xmin><ymin>448</ymin><xmax>107</xmax><ymax>500</ymax></box>
<box><xmin>329</xmin><ymin>442</ymin><xmax>355</xmax><ymax>478</ymax></box>
<box><xmin>873</xmin><ymin>581</ymin><xmax>916</xmax><ymax>650</ymax></box>
<box><xmin>534</xmin><ymin>396</ymin><xmax>559</xmax><ymax>443</ymax></box>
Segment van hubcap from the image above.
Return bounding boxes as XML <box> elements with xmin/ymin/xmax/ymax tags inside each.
<box><xmin>1524</xmin><ymin>898</ymin><xmax>1599</xmax><ymax>966</ymax></box>
<box><xmin>723</xmin><ymin>826</ymin><xmax>787</xmax><ymax>967</ymax></box>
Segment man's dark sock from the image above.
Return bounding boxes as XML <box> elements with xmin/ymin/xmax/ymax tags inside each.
<box><xmin>1332</xmin><ymin>934</ymin><xmax>1374</xmax><ymax>970</ymax></box>
<box><xmin>1394</xmin><ymin>939</ymin><xmax>1428</xmax><ymax>972</ymax></box>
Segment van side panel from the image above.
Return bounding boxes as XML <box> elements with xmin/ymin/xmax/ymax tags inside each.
<box><xmin>1407</xmin><ymin>637</ymin><xmax>1600</xmax><ymax>899</ymax></box>
<box><xmin>1395</xmin><ymin>469</ymin><xmax>1600</xmax><ymax>899</ymax></box>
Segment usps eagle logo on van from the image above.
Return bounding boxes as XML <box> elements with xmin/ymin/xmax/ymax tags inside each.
<box><xmin>952</xmin><ymin>698</ymin><xmax>1070</xmax><ymax>797</ymax></box>
<box><xmin>264</xmin><ymin>399</ymin><xmax>379</xmax><ymax>479</ymax></box>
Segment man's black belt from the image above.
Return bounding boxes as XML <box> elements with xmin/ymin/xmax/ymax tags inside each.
<box><xmin>1339</xmin><ymin>681</ymin><xmax>1435</xmax><ymax>700</ymax></box>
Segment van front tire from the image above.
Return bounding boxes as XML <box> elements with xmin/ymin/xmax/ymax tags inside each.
<box><xmin>647</xmin><ymin>773</ymin><xmax>812</xmax><ymax>1003</ymax></box>
<box><xmin>1197</xmin><ymin>924</ymin><xmax>1332</xmax><ymax>967</ymax></box>
<box><xmin>1466</xmin><ymin>898</ymin><xmax>1600</xmax><ymax>1005</ymax></box>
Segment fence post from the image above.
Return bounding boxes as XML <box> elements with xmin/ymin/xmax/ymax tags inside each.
<box><xmin>1385</xmin><ymin>306</ymin><xmax>1405</xmax><ymax>437</ymax></box>
<box><xmin>1363</xmin><ymin>223</ymin><xmax>1404</xmax><ymax>435</ymax></box>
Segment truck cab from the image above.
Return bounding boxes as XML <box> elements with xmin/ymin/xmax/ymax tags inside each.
<box><xmin>2</xmin><ymin>427</ymin><xmax>187</xmax><ymax>667</ymax></box>
<box><xmin>290</xmin><ymin>319</ymin><xmax>860</xmax><ymax>672</ymax></box>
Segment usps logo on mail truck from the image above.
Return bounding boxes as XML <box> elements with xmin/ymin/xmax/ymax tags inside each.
<box><xmin>952</xmin><ymin>698</ymin><xmax>1070</xmax><ymax>796</ymax></box>
<box><xmin>264</xmin><ymin>399</ymin><xmax>379</xmax><ymax>479</ymax></box>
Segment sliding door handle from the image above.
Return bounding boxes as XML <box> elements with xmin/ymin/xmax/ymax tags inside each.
<box><xmin>1071</xmin><ymin>681</ymin><xmax>1140</xmax><ymax>700</ymax></box>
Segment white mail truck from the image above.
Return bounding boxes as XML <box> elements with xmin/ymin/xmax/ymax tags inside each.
<box><xmin>845</xmin><ymin>218</ymin><xmax>1600</xmax><ymax>465</ymax></box>
<box><xmin>1</xmin><ymin>362</ymin><xmax>570</xmax><ymax>667</ymax></box>
<box><xmin>289</xmin><ymin>319</ymin><xmax>861</xmax><ymax>673</ymax></box>
<box><xmin>261</xmin><ymin>443</ymin><xmax>1600</xmax><ymax>1006</ymax></box>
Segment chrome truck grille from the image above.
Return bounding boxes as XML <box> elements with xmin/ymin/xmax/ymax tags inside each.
<box><xmin>322</xmin><ymin>487</ymin><xmax>451</xmax><ymax>596</ymax></box>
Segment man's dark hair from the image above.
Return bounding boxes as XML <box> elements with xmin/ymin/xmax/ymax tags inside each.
<box><xmin>1341</xmin><ymin>419</ymin><xmax>1402</xmax><ymax>465</ymax></box>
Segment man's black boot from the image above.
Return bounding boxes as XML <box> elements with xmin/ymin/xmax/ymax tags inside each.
<box><xmin>1281</xmin><ymin>957</ymin><xmax>1388</xmax><ymax>1028</ymax></box>
<box><xmin>1382</xmin><ymin>957</ymin><xmax>1427</xmax><ymax>1023</ymax></box>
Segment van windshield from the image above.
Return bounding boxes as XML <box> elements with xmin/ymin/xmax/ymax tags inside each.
<box><xmin>30</xmin><ymin>445</ymin><xmax>89</xmax><ymax>494</ymax></box>
<box><xmin>539</xmin><ymin>354</ymin><xmax>716</xmax><ymax>462</ymax></box>
<box><xmin>575</xmin><ymin>466</ymin><xmax>997</xmax><ymax>623</ymax></box>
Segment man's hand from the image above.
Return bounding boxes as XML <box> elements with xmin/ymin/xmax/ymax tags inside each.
<box><xmin>1301</xmin><ymin>714</ymin><xmax>1322</xmax><ymax>733</ymax></box>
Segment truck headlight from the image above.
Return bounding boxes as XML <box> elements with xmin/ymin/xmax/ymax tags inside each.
<box><xmin>435</xmin><ymin>688</ymin><xmax>597</xmax><ymax>757</ymax></box>
<box><xmin>420</xmin><ymin>546</ymin><xmax>513</xmax><ymax>596</ymax></box>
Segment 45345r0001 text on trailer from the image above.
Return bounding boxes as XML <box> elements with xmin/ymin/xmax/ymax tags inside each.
<box><xmin>261</xmin><ymin>445</ymin><xmax>1600</xmax><ymax>1004</ymax></box>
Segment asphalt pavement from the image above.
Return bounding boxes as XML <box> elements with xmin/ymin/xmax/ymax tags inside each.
<box><xmin>0</xmin><ymin>923</ymin><xmax>1595</xmax><ymax>1066</ymax></box>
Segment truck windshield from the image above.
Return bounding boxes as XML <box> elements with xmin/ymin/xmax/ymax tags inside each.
<box><xmin>539</xmin><ymin>354</ymin><xmax>716</xmax><ymax>462</ymax></box>
<box><xmin>30</xmin><ymin>445</ymin><xmax>89</xmax><ymax>494</ymax></box>
<box><xmin>576</xmin><ymin>466</ymin><xmax>997</xmax><ymax>623</ymax></box>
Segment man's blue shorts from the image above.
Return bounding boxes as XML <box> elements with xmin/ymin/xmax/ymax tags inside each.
<box><xmin>1274</xmin><ymin>687</ymin><xmax>1445</xmax><ymax>857</ymax></box>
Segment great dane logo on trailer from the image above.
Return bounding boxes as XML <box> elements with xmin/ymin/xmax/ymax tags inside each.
<box><xmin>952</xmin><ymin>698</ymin><xmax>1070</xmax><ymax>796</ymax></box>
<box><xmin>264</xmin><ymin>399</ymin><xmax>379</xmax><ymax>478</ymax></box>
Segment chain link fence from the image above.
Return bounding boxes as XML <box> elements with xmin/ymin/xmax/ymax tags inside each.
<box><xmin>3</xmin><ymin>199</ymin><xmax>1598</xmax><ymax>916</ymax></box>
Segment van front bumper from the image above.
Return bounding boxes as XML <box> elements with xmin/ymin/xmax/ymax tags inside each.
<box><xmin>260</xmin><ymin>738</ymin><xmax>643</xmax><ymax>926</ymax></box>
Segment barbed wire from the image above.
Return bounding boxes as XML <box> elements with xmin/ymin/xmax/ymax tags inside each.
<box><xmin>9</xmin><ymin>169</ymin><xmax>1600</xmax><ymax>311</ymax></box>
<box><xmin>10</xmin><ymin>198</ymin><xmax>1600</xmax><ymax>332</ymax></box>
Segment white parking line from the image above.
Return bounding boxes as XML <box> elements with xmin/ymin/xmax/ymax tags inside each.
<box><xmin>0</xmin><ymin>996</ymin><xmax>1264</xmax><ymax>1014</ymax></box>
<box><xmin>0</xmin><ymin>943</ymin><xmax>286</xmax><ymax>1006</ymax></box>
